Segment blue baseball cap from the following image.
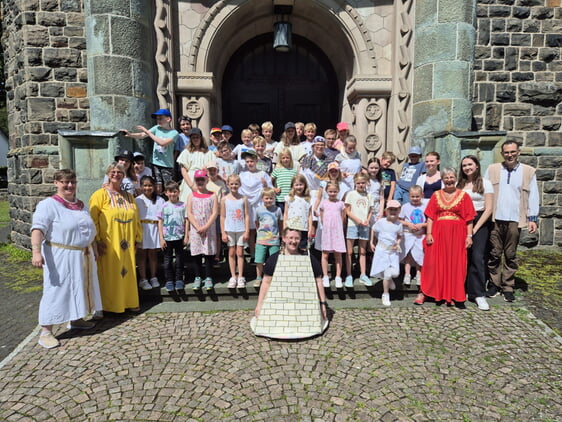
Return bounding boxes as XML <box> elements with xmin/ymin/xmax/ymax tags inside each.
<box><xmin>221</xmin><ymin>125</ymin><xmax>233</xmax><ymax>133</ymax></box>
<box><xmin>151</xmin><ymin>109</ymin><xmax>172</xmax><ymax>118</ymax></box>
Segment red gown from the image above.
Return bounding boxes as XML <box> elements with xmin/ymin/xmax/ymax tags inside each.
<box><xmin>421</xmin><ymin>190</ymin><xmax>475</xmax><ymax>303</ymax></box>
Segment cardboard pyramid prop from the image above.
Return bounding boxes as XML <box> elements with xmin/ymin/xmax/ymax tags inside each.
<box><xmin>250</xmin><ymin>253</ymin><xmax>329</xmax><ymax>339</ymax></box>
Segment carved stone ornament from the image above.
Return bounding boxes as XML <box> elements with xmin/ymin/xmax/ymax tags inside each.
<box><xmin>365</xmin><ymin>102</ymin><xmax>382</xmax><ymax>121</ymax></box>
<box><xmin>185</xmin><ymin>100</ymin><xmax>203</xmax><ymax>119</ymax></box>
<box><xmin>364</xmin><ymin>134</ymin><xmax>381</xmax><ymax>152</ymax></box>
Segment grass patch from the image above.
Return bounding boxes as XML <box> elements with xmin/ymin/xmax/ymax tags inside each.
<box><xmin>0</xmin><ymin>243</ymin><xmax>42</xmax><ymax>293</ymax></box>
<box><xmin>0</xmin><ymin>200</ymin><xmax>9</xmax><ymax>229</ymax></box>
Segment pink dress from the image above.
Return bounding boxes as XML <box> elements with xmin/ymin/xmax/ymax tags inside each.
<box><xmin>319</xmin><ymin>199</ymin><xmax>346</xmax><ymax>253</ymax></box>
<box><xmin>189</xmin><ymin>192</ymin><xmax>217</xmax><ymax>256</ymax></box>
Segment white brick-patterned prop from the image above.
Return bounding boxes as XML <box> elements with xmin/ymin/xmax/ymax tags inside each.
<box><xmin>250</xmin><ymin>254</ymin><xmax>329</xmax><ymax>339</ymax></box>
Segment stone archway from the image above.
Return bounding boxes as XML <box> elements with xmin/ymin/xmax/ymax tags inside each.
<box><xmin>165</xmin><ymin>0</ymin><xmax>414</xmax><ymax>163</ymax></box>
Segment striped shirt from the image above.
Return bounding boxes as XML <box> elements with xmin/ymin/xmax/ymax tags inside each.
<box><xmin>271</xmin><ymin>167</ymin><xmax>298</xmax><ymax>202</ymax></box>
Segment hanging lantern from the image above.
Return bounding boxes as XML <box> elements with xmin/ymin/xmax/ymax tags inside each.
<box><xmin>273</xmin><ymin>21</ymin><xmax>292</xmax><ymax>52</ymax></box>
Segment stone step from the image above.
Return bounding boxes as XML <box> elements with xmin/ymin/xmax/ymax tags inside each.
<box><xmin>139</xmin><ymin>279</ymin><xmax>424</xmax><ymax>302</ymax></box>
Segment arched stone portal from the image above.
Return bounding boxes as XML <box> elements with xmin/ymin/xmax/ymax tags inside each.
<box><xmin>221</xmin><ymin>34</ymin><xmax>339</xmax><ymax>142</ymax></box>
<box><xmin>163</xmin><ymin>0</ymin><xmax>414</xmax><ymax>163</ymax></box>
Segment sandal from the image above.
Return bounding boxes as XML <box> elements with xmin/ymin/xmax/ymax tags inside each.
<box><xmin>413</xmin><ymin>292</ymin><xmax>426</xmax><ymax>306</ymax></box>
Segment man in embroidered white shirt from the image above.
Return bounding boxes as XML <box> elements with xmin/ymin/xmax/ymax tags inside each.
<box><xmin>484</xmin><ymin>140</ymin><xmax>539</xmax><ymax>302</ymax></box>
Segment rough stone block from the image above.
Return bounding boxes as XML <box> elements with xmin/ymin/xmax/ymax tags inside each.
<box><xmin>23</xmin><ymin>26</ymin><xmax>49</xmax><ymax>47</ymax></box>
<box><xmin>489</xmin><ymin>5</ymin><xmax>511</xmax><ymax>17</ymax></box>
<box><xmin>27</xmin><ymin>98</ymin><xmax>55</xmax><ymax>121</ymax></box>
<box><xmin>91</xmin><ymin>55</ymin><xmax>133</xmax><ymax>96</ymax></box>
<box><xmin>532</xmin><ymin>33</ymin><xmax>545</xmax><ymax>47</ymax></box>
<box><xmin>533</xmin><ymin>105</ymin><xmax>556</xmax><ymax>116</ymax></box>
<box><xmin>24</xmin><ymin>47</ymin><xmax>43</xmax><ymax>66</ymax></box>
<box><xmin>414</xmin><ymin>24</ymin><xmax>458</xmax><ymax>66</ymax></box>
<box><xmin>542</xmin><ymin>117</ymin><xmax>562</xmax><ymax>131</ymax></box>
<box><xmin>40</xmin><ymin>0</ymin><xmax>59</xmax><ymax>12</ymax></box>
<box><xmin>491</xmin><ymin>33</ymin><xmax>509</xmax><ymax>45</ymax></box>
<box><xmin>87</xmin><ymin>0</ymin><xmax>131</xmax><ymax>17</ymax></box>
<box><xmin>491</xmin><ymin>19</ymin><xmax>505</xmax><ymax>33</ymax></box>
<box><xmin>484</xmin><ymin>60</ymin><xmax>504</xmax><ymax>71</ymax></box>
<box><xmin>68</xmin><ymin>37</ymin><xmax>86</xmax><ymax>49</ymax></box>
<box><xmin>546</xmin><ymin>34</ymin><xmax>562</xmax><ymax>47</ymax></box>
<box><xmin>486</xmin><ymin>104</ymin><xmax>502</xmax><ymax>130</ymax></box>
<box><xmin>415</xmin><ymin>0</ymin><xmax>437</xmax><ymax>27</ymax></box>
<box><xmin>475</xmin><ymin>46</ymin><xmax>491</xmax><ymax>60</ymax></box>
<box><xmin>525</xmin><ymin>131</ymin><xmax>546</xmax><ymax>146</ymax></box>
<box><xmin>511</xmin><ymin>33</ymin><xmax>532</xmax><ymax>46</ymax></box>
<box><xmin>433</xmin><ymin>62</ymin><xmax>470</xmax><ymax>99</ymax></box>
<box><xmin>51</xmin><ymin>36</ymin><xmax>68</xmax><ymax>48</ymax></box>
<box><xmin>532</xmin><ymin>7</ymin><xmax>554</xmax><ymax>20</ymax></box>
<box><xmin>37</xmin><ymin>11</ymin><xmax>66</xmax><ymax>26</ymax></box>
<box><xmin>57</xmin><ymin>98</ymin><xmax>78</xmax><ymax>109</ymax></box>
<box><xmin>512</xmin><ymin>72</ymin><xmax>534</xmax><ymax>82</ymax></box>
<box><xmin>539</xmin><ymin>156</ymin><xmax>562</xmax><ymax>168</ymax></box>
<box><xmin>438</xmin><ymin>0</ymin><xmax>475</xmax><ymax>23</ymax></box>
<box><xmin>503</xmin><ymin>116</ymin><xmax>513</xmax><ymax>130</ymax></box>
<box><xmin>536</xmin><ymin>169</ymin><xmax>555</xmax><ymax>181</ymax></box>
<box><xmin>496</xmin><ymin>84</ymin><xmax>516</xmax><ymax>102</ymax></box>
<box><xmin>61</xmin><ymin>0</ymin><xmax>82</xmax><ymax>12</ymax></box>
<box><xmin>111</xmin><ymin>16</ymin><xmax>151</xmax><ymax>62</ymax></box>
<box><xmin>513</xmin><ymin>6</ymin><xmax>531</xmax><ymax>18</ymax></box>
<box><xmin>533</xmin><ymin>61</ymin><xmax>547</xmax><ymax>72</ymax></box>
<box><xmin>505</xmin><ymin>47</ymin><xmax>518</xmax><ymax>70</ymax></box>
<box><xmin>43</xmin><ymin>122</ymin><xmax>76</xmax><ymax>133</ymax></box>
<box><xmin>517</xmin><ymin>0</ymin><xmax>546</xmax><ymax>6</ymax></box>
<box><xmin>519</xmin><ymin>82</ymin><xmax>562</xmax><ymax>105</ymax></box>
<box><xmin>54</xmin><ymin>68</ymin><xmax>77</xmax><ymax>81</ymax></box>
<box><xmin>539</xmin><ymin>48</ymin><xmax>560</xmax><ymax>62</ymax></box>
<box><xmin>520</xmin><ymin>48</ymin><xmax>538</xmax><ymax>60</ymax></box>
<box><xmin>40</xmin><ymin>82</ymin><xmax>65</xmax><ymax>97</ymax></box>
<box><xmin>44</xmin><ymin>48</ymin><xmax>82</xmax><ymax>67</ymax></box>
<box><xmin>66</xmin><ymin>85</ymin><xmax>87</xmax><ymax>98</ymax></box>
<box><xmin>479</xmin><ymin>83</ymin><xmax>495</xmax><ymax>102</ymax></box>
<box><xmin>489</xmin><ymin>72</ymin><xmax>510</xmax><ymax>82</ymax></box>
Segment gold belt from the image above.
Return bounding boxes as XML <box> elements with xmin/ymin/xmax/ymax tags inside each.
<box><xmin>45</xmin><ymin>240</ymin><xmax>88</xmax><ymax>252</ymax></box>
<box><xmin>141</xmin><ymin>219</ymin><xmax>158</xmax><ymax>224</ymax></box>
<box><xmin>437</xmin><ymin>215</ymin><xmax>460</xmax><ymax>221</ymax></box>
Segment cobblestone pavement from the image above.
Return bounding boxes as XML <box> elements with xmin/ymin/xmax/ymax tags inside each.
<box><xmin>0</xmin><ymin>307</ymin><xmax>560</xmax><ymax>421</ymax></box>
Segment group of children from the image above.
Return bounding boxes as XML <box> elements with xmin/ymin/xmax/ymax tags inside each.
<box><xmin>123</xmin><ymin>110</ymin><xmax>433</xmax><ymax>307</ymax></box>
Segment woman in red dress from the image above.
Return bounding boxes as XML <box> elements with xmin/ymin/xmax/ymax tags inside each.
<box><xmin>415</xmin><ymin>168</ymin><xmax>475</xmax><ymax>306</ymax></box>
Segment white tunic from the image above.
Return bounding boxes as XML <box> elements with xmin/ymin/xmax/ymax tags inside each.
<box><xmin>370</xmin><ymin>219</ymin><xmax>403</xmax><ymax>279</ymax></box>
<box><xmin>135</xmin><ymin>194</ymin><xmax>165</xmax><ymax>249</ymax></box>
<box><xmin>32</xmin><ymin>197</ymin><xmax>103</xmax><ymax>325</ymax></box>
<box><xmin>399</xmin><ymin>202</ymin><xmax>427</xmax><ymax>266</ymax></box>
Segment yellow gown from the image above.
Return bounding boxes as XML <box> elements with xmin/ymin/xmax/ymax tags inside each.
<box><xmin>90</xmin><ymin>188</ymin><xmax>142</xmax><ymax>313</ymax></box>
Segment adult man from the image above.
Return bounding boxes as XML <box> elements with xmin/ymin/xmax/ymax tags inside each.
<box><xmin>300</xmin><ymin>136</ymin><xmax>330</xmax><ymax>191</ymax></box>
<box><xmin>484</xmin><ymin>140</ymin><xmax>539</xmax><ymax>302</ymax></box>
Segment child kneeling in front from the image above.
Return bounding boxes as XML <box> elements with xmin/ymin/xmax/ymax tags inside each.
<box><xmin>370</xmin><ymin>200</ymin><xmax>403</xmax><ymax>306</ymax></box>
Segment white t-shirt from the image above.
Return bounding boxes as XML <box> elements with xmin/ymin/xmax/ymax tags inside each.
<box><xmin>345</xmin><ymin>190</ymin><xmax>373</xmax><ymax>227</ymax></box>
<box><xmin>463</xmin><ymin>178</ymin><xmax>493</xmax><ymax>212</ymax></box>
<box><xmin>372</xmin><ymin>219</ymin><xmax>403</xmax><ymax>246</ymax></box>
<box><xmin>284</xmin><ymin>195</ymin><xmax>311</xmax><ymax>231</ymax></box>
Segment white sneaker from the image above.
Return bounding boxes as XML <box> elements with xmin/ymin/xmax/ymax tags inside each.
<box><xmin>414</xmin><ymin>272</ymin><xmax>421</xmax><ymax>287</ymax></box>
<box><xmin>381</xmin><ymin>293</ymin><xmax>391</xmax><ymax>307</ymax></box>
<box><xmin>237</xmin><ymin>277</ymin><xmax>246</xmax><ymax>288</ymax></box>
<box><xmin>359</xmin><ymin>274</ymin><xmax>373</xmax><ymax>286</ymax></box>
<box><xmin>334</xmin><ymin>276</ymin><xmax>343</xmax><ymax>288</ymax></box>
<box><xmin>322</xmin><ymin>276</ymin><xmax>330</xmax><ymax>288</ymax></box>
<box><xmin>227</xmin><ymin>277</ymin><xmax>237</xmax><ymax>288</ymax></box>
<box><xmin>389</xmin><ymin>279</ymin><xmax>396</xmax><ymax>290</ymax></box>
<box><xmin>139</xmin><ymin>279</ymin><xmax>152</xmax><ymax>291</ymax></box>
<box><xmin>344</xmin><ymin>275</ymin><xmax>354</xmax><ymax>288</ymax></box>
<box><xmin>475</xmin><ymin>296</ymin><xmax>490</xmax><ymax>311</ymax></box>
<box><xmin>403</xmin><ymin>274</ymin><xmax>411</xmax><ymax>286</ymax></box>
<box><xmin>149</xmin><ymin>277</ymin><xmax>160</xmax><ymax>288</ymax></box>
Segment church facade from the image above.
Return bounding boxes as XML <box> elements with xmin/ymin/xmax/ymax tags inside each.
<box><xmin>2</xmin><ymin>0</ymin><xmax>561</xmax><ymax>247</ymax></box>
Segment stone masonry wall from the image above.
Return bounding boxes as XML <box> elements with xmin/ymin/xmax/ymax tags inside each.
<box><xmin>472</xmin><ymin>0</ymin><xmax>562</xmax><ymax>247</ymax></box>
<box><xmin>1</xmin><ymin>0</ymin><xmax>89</xmax><ymax>247</ymax></box>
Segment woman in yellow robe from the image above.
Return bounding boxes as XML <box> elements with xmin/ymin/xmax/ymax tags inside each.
<box><xmin>90</xmin><ymin>163</ymin><xmax>142</xmax><ymax>314</ymax></box>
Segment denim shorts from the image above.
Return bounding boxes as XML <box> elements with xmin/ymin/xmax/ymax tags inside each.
<box><xmin>346</xmin><ymin>224</ymin><xmax>369</xmax><ymax>240</ymax></box>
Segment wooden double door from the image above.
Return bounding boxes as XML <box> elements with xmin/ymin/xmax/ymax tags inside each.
<box><xmin>222</xmin><ymin>34</ymin><xmax>339</xmax><ymax>143</ymax></box>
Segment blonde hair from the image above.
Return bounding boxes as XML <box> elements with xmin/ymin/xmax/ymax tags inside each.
<box><xmin>327</xmin><ymin>167</ymin><xmax>343</xmax><ymax>183</ymax></box>
<box><xmin>353</xmin><ymin>173</ymin><xmax>369</xmax><ymax>184</ymax></box>
<box><xmin>261</xmin><ymin>187</ymin><xmax>276</xmax><ymax>199</ymax></box>
<box><xmin>325</xmin><ymin>181</ymin><xmax>340</xmax><ymax>192</ymax></box>
<box><xmin>227</xmin><ymin>174</ymin><xmax>241</xmax><ymax>184</ymax></box>
<box><xmin>304</xmin><ymin>122</ymin><xmax>317</xmax><ymax>132</ymax></box>
<box><xmin>253</xmin><ymin>136</ymin><xmax>266</xmax><ymax>147</ymax></box>
<box><xmin>287</xmin><ymin>174</ymin><xmax>310</xmax><ymax>202</ymax></box>
<box><xmin>382</xmin><ymin>151</ymin><xmax>396</xmax><ymax>162</ymax></box>
<box><xmin>261</xmin><ymin>121</ymin><xmax>273</xmax><ymax>131</ymax></box>
<box><xmin>241</xmin><ymin>128</ymin><xmax>253</xmax><ymax>138</ymax></box>
<box><xmin>344</xmin><ymin>135</ymin><xmax>357</xmax><ymax>145</ymax></box>
<box><xmin>277</xmin><ymin>148</ymin><xmax>294</xmax><ymax>169</ymax></box>
<box><xmin>409</xmin><ymin>184</ymin><xmax>423</xmax><ymax>195</ymax></box>
<box><xmin>295</xmin><ymin>122</ymin><xmax>304</xmax><ymax>130</ymax></box>
<box><xmin>324</xmin><ymin>129</ymin><xmax>337</xmax><ymax>138</ymax></box>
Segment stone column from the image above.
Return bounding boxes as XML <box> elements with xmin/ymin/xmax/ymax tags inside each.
<box><xmin>412</xmin><ymin>0</ymin><xmax>477</xmax><ymax>167</ymax></box>
<box><xmin>84</xmin><ymin>0</ymin><xmax>154</xmax><ymax>151</ymax></box>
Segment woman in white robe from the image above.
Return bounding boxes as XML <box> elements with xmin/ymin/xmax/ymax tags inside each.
<box><xmin>31</xmin><ymin>169</ymin><xmax>102</xmax><ymax>349</ymax></box>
